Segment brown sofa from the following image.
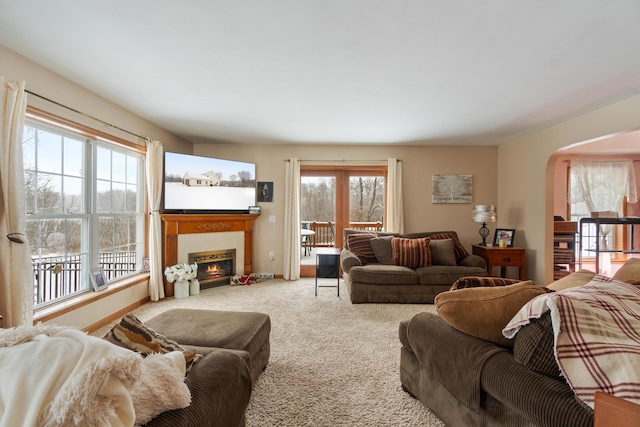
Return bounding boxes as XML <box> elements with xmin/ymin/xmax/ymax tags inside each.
<box><xmin>143</xmin><ymin>309</ymin><xmax>271</xmax><ymax>427</ymax></box>
<box><xmin>397</xmin><ymin>273</ymin><xmax>616</xmax><ymax>427</ymax></box>
<box><xmin>400</xmin><ymin>311</ymin><xmax>593</xmax><ymax>427</ymax></box>
<box><xmin>340</xmin><ymin>229</ymin><xmax>488</xmax><ymax>303</ymax></box>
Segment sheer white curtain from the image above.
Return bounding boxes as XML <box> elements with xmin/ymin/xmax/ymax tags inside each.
<box><xmin>570</xmin><ymin>160</ymin><xmax>638</xmax><ymax>275</ymax></box>
<box><xmin>385</xmin><ymin>158</ymin><xmax>404</xmax><ymax>233</ymax></box>
<box><xmin>283</xmin><ymin>158</ymin><xmax>300</xmax><ymax>280</ymax></box>
<box><xmin>0</xmin><ymin>77</ymin><xmax>33</xmax><ymax>327</ymax></box>
<box><xmin>145</xmin><ymin>139</ymin><xmax>165</xmax><ymax>300</ymax></box>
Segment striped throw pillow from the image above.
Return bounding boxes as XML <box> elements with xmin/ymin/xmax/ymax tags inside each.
<box><xmin>104</xmin><ymin>312</ymin><xmax>201</xmax><ymax>373</ymax></box>
<box><xmin>428</xmin><ymin>232</ymin><xmax>469</xmax><ymax>262</ymax></box>
<box><xmin>391</xmin><ymin>237</ymin><xmax>432</xmax><ymax>268</ymax></box>
<box><xmin>347</xmin><ymin>233</ymin><xmax>378</xmax><ymax>265</ymax></box>
<box><xmin>450</xmin><ymin>276</ymin><xmax>521</xmax><ymax>290</ymax></box>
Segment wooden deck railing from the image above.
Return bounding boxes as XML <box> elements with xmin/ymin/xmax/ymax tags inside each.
<box><xmin>32</xmin><ymin>252</ymin><xmax>137</xmax><ymax>306</ymax></box>
<box><xmin>305</xmin><ymin>221</ymin><xmax>382</xmax><ymax>247</ymax></box>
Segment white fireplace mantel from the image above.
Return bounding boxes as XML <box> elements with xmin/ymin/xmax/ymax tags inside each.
<box><xmin>160</xmin><ymin>213</ymin><xmax>260</xmax><ymax>296</ymax></box>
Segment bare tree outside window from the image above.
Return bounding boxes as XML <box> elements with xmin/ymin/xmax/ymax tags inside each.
<box><xmin>301</xmin><ymin>177</ymin><xmax>335</xmax><ymax>222</ymax></box>
<box><xmin>350</xmin><ymin>176</ymin><xmax>384</xmax><ymax>223</ymax></box>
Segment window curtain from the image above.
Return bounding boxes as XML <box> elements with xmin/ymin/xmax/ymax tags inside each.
<box><xmin>145</xmin><ymin>139</ymin><xmax>165</xmax><ymax>300</ymax></box>
<box><xmin>0</xmin><ymin>77</ymin><xmax>33</xmax><ymax>327</ymax></box>
<box><xmin>283</xmin><ymin>158</ymin><xmax>301</xmax><ymax>280</ymax></box>
<box><xmin>570</xmin><ymin>159</ymin><xmax>638</xmax><ymax>275</ymax></box>
<box><xmin>385</xmin><ymin>158</ymin><xmax>404</xmax><ymax>233</ymax></box>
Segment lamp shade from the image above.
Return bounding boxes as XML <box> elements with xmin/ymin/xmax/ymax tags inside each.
<box><xmin>472</xmin><ymin>205</ymin><xmax>497</xmax><ymax>223</ymax></box>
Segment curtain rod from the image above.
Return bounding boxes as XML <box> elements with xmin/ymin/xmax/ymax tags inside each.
<box><xmin>284</xmin><ymin>159</ymin><xmax>401</xmax><ymax>162</ymax></box>
<box><xmin>564</xmin><ymin>159</ymin><xmax>639</xmax><ymax>162</ymax></box>
<box><xmin>25</xmin><ymin>90</ymin><xmax>150</xmax><ymax>141</ymax></box>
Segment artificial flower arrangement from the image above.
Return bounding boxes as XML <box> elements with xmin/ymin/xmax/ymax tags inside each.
<box><xmin>164</xmin><ymin>262</ymin><xmax>198</xmax><ymax>283</ymax></box>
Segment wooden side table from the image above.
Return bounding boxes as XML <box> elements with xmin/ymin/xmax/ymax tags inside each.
<box><xmin>595</xmin><ymin>391</ymin><xmax>640</xmax><ymax>427</ymax></box>
<box><xmin>472</xmin><ymin>245</ymin><xmax>526</xmax><ymax>281</ymax></box>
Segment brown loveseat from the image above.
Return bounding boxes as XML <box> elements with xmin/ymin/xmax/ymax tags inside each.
<box><xmin>340</xmin><ymin>229</ymin><xmax>488</xmax><ymax>303</ymax></box>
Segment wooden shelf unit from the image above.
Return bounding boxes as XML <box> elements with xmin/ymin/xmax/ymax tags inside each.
<box><xmin>554</xmin><ymin>221</ymin><xmax>578</xmax><ymax>280</ymax></box>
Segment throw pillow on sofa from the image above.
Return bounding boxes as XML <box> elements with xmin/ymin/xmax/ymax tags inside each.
<box><xmin>131</xmin><ymin>352</ymin><xmax>192</xmax><ymax>425</ymax></box>
<box><xmin>429</xmin><ymin>238</ymin><xmax>457</xmax><ymax>266</ymax></box>
<box><xmin>104</xmin><ymin>312</ymin><xmax>201</xmax><ymax>373</ymax></box>
<box><xmin>347</xmin><ymin>233</ymin><xmax>379</xmax><ymax>265</ymax></box>
<box><xmin>512</xmin><ymin>311</ymin><xmax>561</xmax><ymax>378</ymax></box>
<box><xmin>434</xmin><ymin>281</ymin><xmax>548</xmax><ymax>348</ymax></box>
<box><xmin>450</xmin><ymin>276</ymin><xmax>521</xmax><ymax>290</ymax></box>
<box><xmin>612</xmin><ymin>257</ymin><xmax>640</xmax><ymax>285</ymax></box>
<box><xmin>370</xmin><ymin>235</ymin><xmax>393</xmax><ymax>265</ymax></box>
<box><xmin>428</xmin><ymin>232</ymin><xmax>469</xmax><ymax>262</ymax></box>
<box><xmin>546</xmin><ymin>269</ymin><xmax>595</xmax><ymax>291</ymax></box>
<box><xmin>391</xmin><ymin>237</ymin><xmax>432</xmax><ymax>268</ymax></box>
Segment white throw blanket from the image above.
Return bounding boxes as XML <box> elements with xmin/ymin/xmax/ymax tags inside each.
<box><xmin>503</xmin><ymin>275</ymin><xmax>640</xmax><ymax>408</ymax></box>
<box><xmin>0</xmin><ymin>324</ymin><xmax>142</xmax><ymax>427</ymax></box>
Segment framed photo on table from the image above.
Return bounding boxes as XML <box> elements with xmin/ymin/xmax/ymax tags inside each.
<box><xmin>91</xmin><ymin>268</ymin><xmax>108</xmax><ymax>292</ymax></box>
<box><xmin>493</xmin><ymin>229</ymin><xmax>515</xmax><ymax>247</ymax></box>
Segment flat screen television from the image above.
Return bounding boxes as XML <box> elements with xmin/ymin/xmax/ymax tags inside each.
<box><xmin>162</xmin><ymin>152</ymin><xmax>257</xmax><ymax>213</ymax></box>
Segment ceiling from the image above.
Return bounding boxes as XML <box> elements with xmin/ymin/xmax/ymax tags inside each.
<box><xmin>2</xmin><ymin>1</ymin><xmax>640</xmax><ymax>147</ymax></box>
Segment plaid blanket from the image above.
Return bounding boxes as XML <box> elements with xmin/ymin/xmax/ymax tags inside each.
<box><xmin>503</xmin><ymin>275</ymin><xmax>640</xmax><ymax>408</ymax></box>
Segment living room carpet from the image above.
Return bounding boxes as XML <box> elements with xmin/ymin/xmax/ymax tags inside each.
<box><xmin>95</xmin><ymin>278</ymin><xmax>445</xmax><ymax>426</ymax></box>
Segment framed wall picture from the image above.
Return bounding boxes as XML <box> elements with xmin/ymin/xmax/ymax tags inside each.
<box><xmin>91</xmin><ymin>268</ymin><xmax>108</xmax><ymax>292</ymax></box>
<box><xmin>142</xmin><ymin>257</ymin><xmax>150</xmax><ymax>273</ymax></box>
<box><xmin>494</xmin><ymin>229</ymin><xmax>516</xmax><ymax>247</ymax></box>
<box><xmin>257</xmin><ymin>182</ymin><xmax>273</xmax><ymax>202</ymax></box>
<box><xmin>432</xmin><ymin>174</ymin><xmax>472</xmax><ymax>204</ymax></box>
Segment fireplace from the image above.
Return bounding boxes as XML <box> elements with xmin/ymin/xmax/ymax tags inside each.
<box><xmin>161</xmin><ymin>213</ymin><xmax>258</xmax><ymax>296</ymax></box>
<box><xmin>188</xmin><ymin>249</ymin><xmax>236</xmax><ymax>289</ymax></box>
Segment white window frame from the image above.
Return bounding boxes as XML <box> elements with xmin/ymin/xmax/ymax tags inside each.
<box><xmin>24</xmin><ymin>117</ymin><xmax>146</xmax><ymax>308</ymax></box>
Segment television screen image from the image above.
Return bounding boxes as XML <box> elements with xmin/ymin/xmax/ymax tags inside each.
<box><xmin>163</xmin><ymin>152</ymin><xmax>257</xmax><ymax>212</ymax></box>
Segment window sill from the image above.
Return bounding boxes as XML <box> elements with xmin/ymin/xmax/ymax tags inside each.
<box><xmin>33</xmin><ymin>273</ymin><xmax>149</xmax><ymax>324</ymax></box>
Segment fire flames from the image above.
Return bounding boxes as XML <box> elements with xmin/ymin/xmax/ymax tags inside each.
<box><xmin>206</xmin><ymin>263</ymin><xmax>224</xmax><ymax>278</ymax></box>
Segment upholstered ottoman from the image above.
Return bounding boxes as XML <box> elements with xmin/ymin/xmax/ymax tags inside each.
<box><xmin>145</xmin><ymin>308</ymin><xmax>271</xmax><ymax>385</ymax></box>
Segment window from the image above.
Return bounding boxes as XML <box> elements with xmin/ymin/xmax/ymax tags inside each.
<box><xmin>23</xmin><ymin>118</ymin><xmax>145</xmax><ymax>308</ymax></box>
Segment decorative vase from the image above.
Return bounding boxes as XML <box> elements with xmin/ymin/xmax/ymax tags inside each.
<box><xmin>189</xmin><ymin>279</ymin><xmax>200</xmax><ymax>295</ymax></box>
<box><xmin>174</xmin><ymin>279</ymin><xmax>189</xmax><ymax>299</ymax></box>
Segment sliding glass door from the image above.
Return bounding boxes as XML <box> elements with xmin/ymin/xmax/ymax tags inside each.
<box><xmin>300</xmin><ymin>167</ymin><xmax>386</xmax><ymax>276</ymax></box>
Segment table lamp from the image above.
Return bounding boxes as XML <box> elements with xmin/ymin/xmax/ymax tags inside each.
<box><xmin>472</xmin><ymin>205</ymin><xmax>497</xmax><ymax>246</ymax></box>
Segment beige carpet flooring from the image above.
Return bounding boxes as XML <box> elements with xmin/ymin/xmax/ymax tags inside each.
<box><xmin>96</xmin><ymin>278</ymin><xmax>445</xmax><ymax>426</ymax></box>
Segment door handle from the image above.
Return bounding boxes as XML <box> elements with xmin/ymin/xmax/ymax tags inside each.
<box><xmin>502</xmin><ymin>256</ymin><xmax>511</xmax><ymax>262</ymax></box>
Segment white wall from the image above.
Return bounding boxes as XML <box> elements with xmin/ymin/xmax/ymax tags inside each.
<box><xmin>195</xmin><ymin>144</ymin><xmax>499</xmax><ymax>275</ymax></box>
<box><xmin>499</xmin><ymin>94</ymin><xmax>640</xmax><ymax>285</ymax></box>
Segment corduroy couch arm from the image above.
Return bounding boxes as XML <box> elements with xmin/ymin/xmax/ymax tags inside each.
<box><xmin>145</xmin><ymin>348</ymin><xmax>252</xmax><ymax>427</ymax></box>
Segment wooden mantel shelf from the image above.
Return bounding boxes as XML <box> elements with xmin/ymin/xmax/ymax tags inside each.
<box><xmin>160</xmin><ymin>213</ymin><xmax>260</xmax><ymax>296</ymax></box>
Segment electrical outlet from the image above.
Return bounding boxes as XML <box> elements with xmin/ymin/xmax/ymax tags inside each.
<box><xmin>269</xmin><ymin>251</ymin><xmax>275</xmax><ymax>260</ymax></box>
<box><xmin>268</xmin><ymin>215</ymin><xmax>276</xmax><ymax>223</ymax></box>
